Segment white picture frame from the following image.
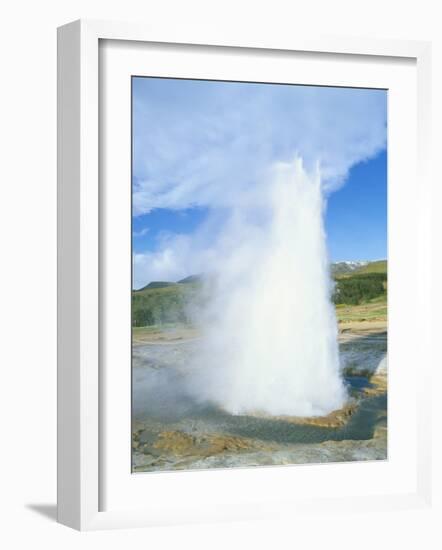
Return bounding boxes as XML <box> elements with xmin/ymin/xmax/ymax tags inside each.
<box><xmin>57</xmin><ymin>19</ymin><xmax>432</xmax><ymax>531</ymax></box>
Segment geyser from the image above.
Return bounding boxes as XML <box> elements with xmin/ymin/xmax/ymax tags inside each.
<box><xmin>194</xmin><ymin>157</ymin><xmax>347</xmax><ymax>417</ymax></box>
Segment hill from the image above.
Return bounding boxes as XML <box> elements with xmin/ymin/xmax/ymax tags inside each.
<box><xmin>332</xmin><ymin>260</ymin><xmax>387</xmax><ymax>305</ymax></box>
<box><xmin>332</xmin><ymin>260</ymin><xmax>387</xmax><ymax>278</ymax></box>
<box><xmin>177</xmin><ymin>275</ymin><xmax>202</xmax><ymax>284</ymax></box>
<box><xmin>331</xmin><ymin>261</ymin><xmax>368</xmax><ymax>276</ymax></box>
<box><xmin>349</xmin><ymin>259</ymin><xmax>387</xmax><ymax>275</ymax></box>
<box><xmin>136</xmin><ymin>281</ymin><xmax>178</xmax><ymax>291</ymax></box>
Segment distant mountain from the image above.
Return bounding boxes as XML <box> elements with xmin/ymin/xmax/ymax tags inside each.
<box><xmin>136</xmin><ymin>281</ymin><xmax>177</xmax><ymax>291</ymax></box>
<box><xmin>177</xmin><ymin>274</ymin><xmax>203</xmax><ymax>284</ymax></box>
<box><xmin>331</xmin><ymin>261</ymin><xmax>369</xmax><ymax>276</ymax></box>
<box><xmin>350</xmin><ymin>260</ymin><xmax>387</xmax><ymax>275</ymax></box>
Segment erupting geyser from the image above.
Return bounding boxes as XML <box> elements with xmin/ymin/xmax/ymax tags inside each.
<box><xmin>195</xmin><ymin>157</ymin><xmax>347</xmax><ymax>417</ymax></box>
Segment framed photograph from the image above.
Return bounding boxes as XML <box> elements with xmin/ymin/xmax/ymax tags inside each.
<box><xmin>57</xmin><ymin>19</ymin><xmax>432</xmax><ymax>530</ymax></box>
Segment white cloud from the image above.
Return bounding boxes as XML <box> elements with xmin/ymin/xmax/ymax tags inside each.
<box><xmin>133</xmin><ymin>80</ymin><xmax>387</xmax><ymax>215</ymax></box>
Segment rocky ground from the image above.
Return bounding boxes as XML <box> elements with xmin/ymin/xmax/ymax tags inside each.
<box><xmin>132</xmin><ymin>328</ymin><xmax>387</xmax><ymax>473</ymax></box>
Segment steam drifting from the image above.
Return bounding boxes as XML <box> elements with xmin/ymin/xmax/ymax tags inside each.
<box><xmin>191</xmin><ymin>157</ymin><xmax>347</xmax><ymax>417</ymax></box>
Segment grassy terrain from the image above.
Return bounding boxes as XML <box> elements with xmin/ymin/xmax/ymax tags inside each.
<box><xmin>133</xmin><ymin>323</ymin><xmax>180</xmax><ymax>334</ymax></box>
<box><xmin>132</xmin><ymin>261</ymin><xmax>388</xmax><ymax>329</ymax></box>
<box><xmin>334</xmin><ymin>261</ymin><xmax>387</xmax><ymax>327</ymax></box>
<box><xmin>335</xmin><ymin>294</ymin><xmax>387</xmax><ymax>324</ymax></box>
<box><xmin>132</xmin><ymin>294</ymin><xmax>388</xmax><ymax>339</ymax></box>
<box><xmin>132</xmin><ymin>282</ymin><xmax>201</xmax><ymax>327</ymax></box>
<box><xmin>132</xmin><ymin>323</ymin><xmax>199</xmax><ymax>344</ymax></box>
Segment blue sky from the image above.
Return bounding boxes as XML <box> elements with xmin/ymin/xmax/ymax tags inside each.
<box><xmin>132</xmin><ymin>77</ymin><xmax>387</xmax><ymax>287</ymax></box>
<box><xmin>326</xmin><ymin>149</ymin><xmax>387</xmax><ymax>261</ymax></box>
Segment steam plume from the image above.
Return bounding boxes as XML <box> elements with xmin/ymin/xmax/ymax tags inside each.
<box><xmin>191</xmin><ymin>157</ymin><xmax>347</xmax><ymax>416</ymax></box>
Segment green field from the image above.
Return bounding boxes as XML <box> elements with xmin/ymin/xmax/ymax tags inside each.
<box><xmin>336</xmin><ymin>294</ymin><xmax>387</xmax><ymax>323</ymax></box>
